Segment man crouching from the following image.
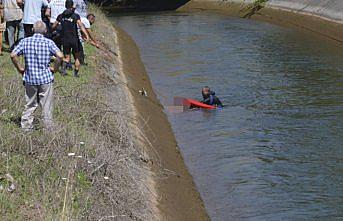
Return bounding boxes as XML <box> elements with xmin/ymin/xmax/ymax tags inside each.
<box><xmin>10</xmin><ymin>21</ymin><xmax>63</xmax><ymax>131</ymax></box>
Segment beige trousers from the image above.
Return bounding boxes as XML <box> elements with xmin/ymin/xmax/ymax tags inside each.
<box><xmin>21</xmin><ymin>83</ymin><xmax>54</xmax><ymax>131</ymax></box>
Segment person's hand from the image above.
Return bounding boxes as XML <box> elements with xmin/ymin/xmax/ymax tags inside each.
<box><xmin>83</xmin><ymin>36</ymin><xmax>89</xmax><ymax>42</ymax></box>
<box><xmin>95</xmin><ymin>43</ymin><xmax>100</xmax><ymax>49</ymax></box>
<box><xmin>50</xmin><ymin>67</ymin><xmax>55</xmax><ymax>73</ymax></box>
<box><xmin>18</xmin><ymin>67</ymin><xmax>25</xmax><ymax>75</ymax></box>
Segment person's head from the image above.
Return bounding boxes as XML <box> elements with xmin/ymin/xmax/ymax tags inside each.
<box><xmin>202</xmin><ymin>86</ymin><xmax>211</xmax><ymax>99</ymax></box>
<box><xmin>87</xmin><ymin>14</ymin><xmax>96</xmax><ymax>25</ymax></box>
<box><xmin>65</xmin><ymin>0</ymin><xmax>74</xmax><ymax>9</ymax></box>
<box><xmin>33</xmin><ymin>21</ymin><xmax>47</xmax><ymax>35</ymax></box>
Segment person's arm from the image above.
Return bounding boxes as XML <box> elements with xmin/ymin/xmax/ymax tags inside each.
<box><xmin>214</xmin><ymin>97</ymin><xmax>223</xmax><ymax>107</ymax></box>
<box><xmin>50</xmin><ymin>51</ymin><xmax>63</xmax><ymax>73</ymax></box>
<box><xmin>10</xmin><ymin>42</ymin><xmax>25</xmax><ymax>75</ymax></box>
<box><xmin>77</xmin><ymin>19</ymin><xmax>89</xmax><ymax>41</ymax></box>
<box><xmin>45</xmin><ymin>7</ymin><xmax>51</xmax><ymax>21</ymax></box>
<box><xmin>10</xmin><ymin>53</ymin><xmax>25</xmax><ymax>75</ymax></box>
<box><xmin>49</xmin><ymin>41</ymin><xmax>63</xmax><ymax>73</ymax></box>
<box><xmin>86</xmin><ymin>29</ymin><xmax>99</xmax><ymax>48</ymax></box>
<box><xmin>51</xmin><ymin>20</ymin><xmax>59</xmax><ymax>31</ymax></box>
<box><xmin>202</xmin><ymin>97</ymin><xmax>211</xmax><ymax>105</ymax></box>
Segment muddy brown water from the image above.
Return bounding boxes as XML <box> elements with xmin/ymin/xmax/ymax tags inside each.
<box><xmin>111</xmin><ymin>12</ymin><xmax>343</xmax><ymax>220</ymax></box>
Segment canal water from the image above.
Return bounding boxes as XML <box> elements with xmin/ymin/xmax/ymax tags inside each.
<box><xmin>111</xmin><ymin>12</ymin><xmax>343</xmax><ymax>220</ymax></box>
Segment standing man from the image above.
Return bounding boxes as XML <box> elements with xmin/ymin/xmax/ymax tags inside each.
<box><xmin>52</xmin><ymin>0</ymin><xmax>88</xmax><ymax>77</ymax></box>
<box><xmin>0</xmin><ymin>0</ymin><xmax>24</xmax><ymax>49</ymax></box>
<box><xmin>45</xmin><ymin>0</ymin><xmax>66</xmax><ymax>47</ymax></box>
<box><xmin>17</xmin><ymin>0</ymin><xmax>49</xmax><ymax>37</ymax></box>
<box><xmin>10</xmin><ymin>21</ymin><xmax>63</xmax><ymax>131</ymax></box>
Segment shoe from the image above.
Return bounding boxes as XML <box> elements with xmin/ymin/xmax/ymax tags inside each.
<box><xmin>73</xmin><ymin>70</ymin><xmax>80</xmax><ymax>78</ymax></box>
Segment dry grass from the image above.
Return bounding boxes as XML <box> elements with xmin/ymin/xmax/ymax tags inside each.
<box><xmin>0</xmin><ymin>7</ymin><xmax>155</xmax><ymax>220</ymax></box>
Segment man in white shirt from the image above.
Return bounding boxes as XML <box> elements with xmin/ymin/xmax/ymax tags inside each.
<box><xmin>45</xmin><ymin>0</ymin><xmax>65</xmax><ymax>24</ymax></box>
<box><xmin>78</xmin><ymin>14</ymin><xmax>99</xmax><ymax>64</ymax></box>
<box><xmin>17</xmin><ymin>0</ymin><xmax>49</xmax><ymax>37</ymax></box>
<box><xmin>1</xmin><ymin>0</ymin><xmax>24</xmax><ymax>48</ymax></box>
<box><xmin>73</xmin><ymin>0</ymin><xmax>87</xmax><ymax>18</ymax></box>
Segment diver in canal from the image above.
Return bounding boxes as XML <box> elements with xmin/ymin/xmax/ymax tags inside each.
<box><xmin>201</xmin><ymin>86</ymin><xmax>223</xmax><ymax>107</ymax></box>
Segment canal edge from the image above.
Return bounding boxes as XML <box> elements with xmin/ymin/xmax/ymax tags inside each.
<box><xmin>107</xmin><ymin>13</ymin><xmax>211</xmax><ymax>221</ymax></box>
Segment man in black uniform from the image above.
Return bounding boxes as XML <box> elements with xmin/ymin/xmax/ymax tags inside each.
<box><xmin>52</xmin><ymin>0</ymin><xmax>88</xmax><ymax>77</ymax></box>
<box><xmin>201</xmin><ymin>86</ymin><xmax>223</xmax><ymax>107</ymax></box>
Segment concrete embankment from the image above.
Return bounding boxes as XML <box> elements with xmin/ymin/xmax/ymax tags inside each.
<box><xmin>179</xmin><ymin>0</ymin><xmax>343</xmax><ymax>43</ymax></box>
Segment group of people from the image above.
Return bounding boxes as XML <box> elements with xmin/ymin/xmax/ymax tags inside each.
<box><xmin>0</xmin><ymin>0</ymin><xmax>101</xmax><ymax>131</ymax></box>
<box><xmin>1</xmin><ymin>0</ymin><xmax>99</xmax><ymax>76</ymax></box>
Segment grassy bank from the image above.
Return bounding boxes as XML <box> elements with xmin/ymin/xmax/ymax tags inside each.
<box><xmin>0</xmin><ymin>6</ymin><xmax>152</xmax><ymax>220</ymax></box>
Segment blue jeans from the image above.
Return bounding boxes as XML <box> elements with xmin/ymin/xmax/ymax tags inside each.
<box><xmin>6</xmin><ymin>20</ymin><xmax>24</xmax><ymax>48</ymax></box>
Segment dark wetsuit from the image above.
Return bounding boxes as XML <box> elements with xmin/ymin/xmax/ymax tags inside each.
<box><xmin>57</xmin><ymin>9</ymin><xmax>81</xmax><ymax>55</ymax></box>
<box><xmin>202</xmin><ymin>91</ymin><xmax>223</xmax><ymax>107</ymax></box>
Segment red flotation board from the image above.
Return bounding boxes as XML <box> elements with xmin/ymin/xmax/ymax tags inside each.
<box><xmin>182</xmin><ymin>98</ymin><xmax>216</xmax><ymax>110</ymax></box>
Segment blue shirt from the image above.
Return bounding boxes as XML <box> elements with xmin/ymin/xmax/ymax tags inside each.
<box><xmin>22</xmin><ymin>0</ymin><xmax>49</xmax><ymax>24</ymax></box>
<box><xmin>13</xmin><ymin>34</ymin><xmax>61</xmax><ymax>85</ymax></box>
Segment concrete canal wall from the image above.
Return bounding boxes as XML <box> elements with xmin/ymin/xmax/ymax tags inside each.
<box><xmin>267</xmin><ymin>0</ymin><xmax>343</xmax><ymax>22</ymax></box>
<box><xmin>185</xmin><ymin>0</ymin><xmax>343</xmax><ymax>23</ymax></box>
<box><xmin>179</xmin><ymin>0</ymin><xmax>343</xmax><ymax>43</ymax></box>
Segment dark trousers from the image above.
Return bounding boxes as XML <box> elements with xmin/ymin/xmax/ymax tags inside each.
<box><xmin>24</xmin><ymin>24</ymin><xmax>34</xmax><ymax>38</ymax></box>
<box><xmin>73</xmin><ymin>41</ymin><xmax>85</xmax><ymax>64</ymax></box>
<box><xmin>50</xmin><ymin>23</ymin><xmax>62</xmax><ymax>49</ymax></box>
<box><xmin>79</xmin><ymin>42</ymin><xmax>85</xmax><ymax>64</ymax></box>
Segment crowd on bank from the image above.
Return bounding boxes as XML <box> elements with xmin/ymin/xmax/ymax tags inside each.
<box><xmin>0</xmin><ymin>0</ymin><xmax>99</xmax><ymax>74</ymax></box>
<box><xmin>0</xmin><ymin>0</ymin><xmax>101</xmax><ymax>131</ymax></box>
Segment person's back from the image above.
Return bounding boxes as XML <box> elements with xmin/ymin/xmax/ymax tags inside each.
<box><xmin>22</xmin><ymin>0</ymin><xmax>48</xmax><ymax>25</ymax></box>
<box><xmin>73</xmin><ymin>0</ymin><xmax>87</xmax><ymax>18</ymax></box>
<box><xmin>58</xmin><ymin>9</ymin><xmax>79</xmax><ymax>42</ymax></box>
<box><xmin>48</xmin><ymin>0</ymin><xmax>66</xmax><ymax>23</ymax></box>
<box><xmin>13</xmin><ymin>33</ymin><xmax>59</xmax><ymax>85</ymax></box>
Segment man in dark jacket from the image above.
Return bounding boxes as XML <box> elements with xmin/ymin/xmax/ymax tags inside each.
<box><xmin>52</xmin><ymin>0</ymin><xmax>88</xmax><ymax>77</ymax></box>
<box><xmin>201</xmin><ymin>86</ymin><xmax>223</xmax><ymax>107</ymax></box>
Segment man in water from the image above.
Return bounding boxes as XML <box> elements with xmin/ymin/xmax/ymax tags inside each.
<box><xmin>201</xmin><ymin>86</ymin><xmax>223</xmax><ymax>107</ymax></box>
